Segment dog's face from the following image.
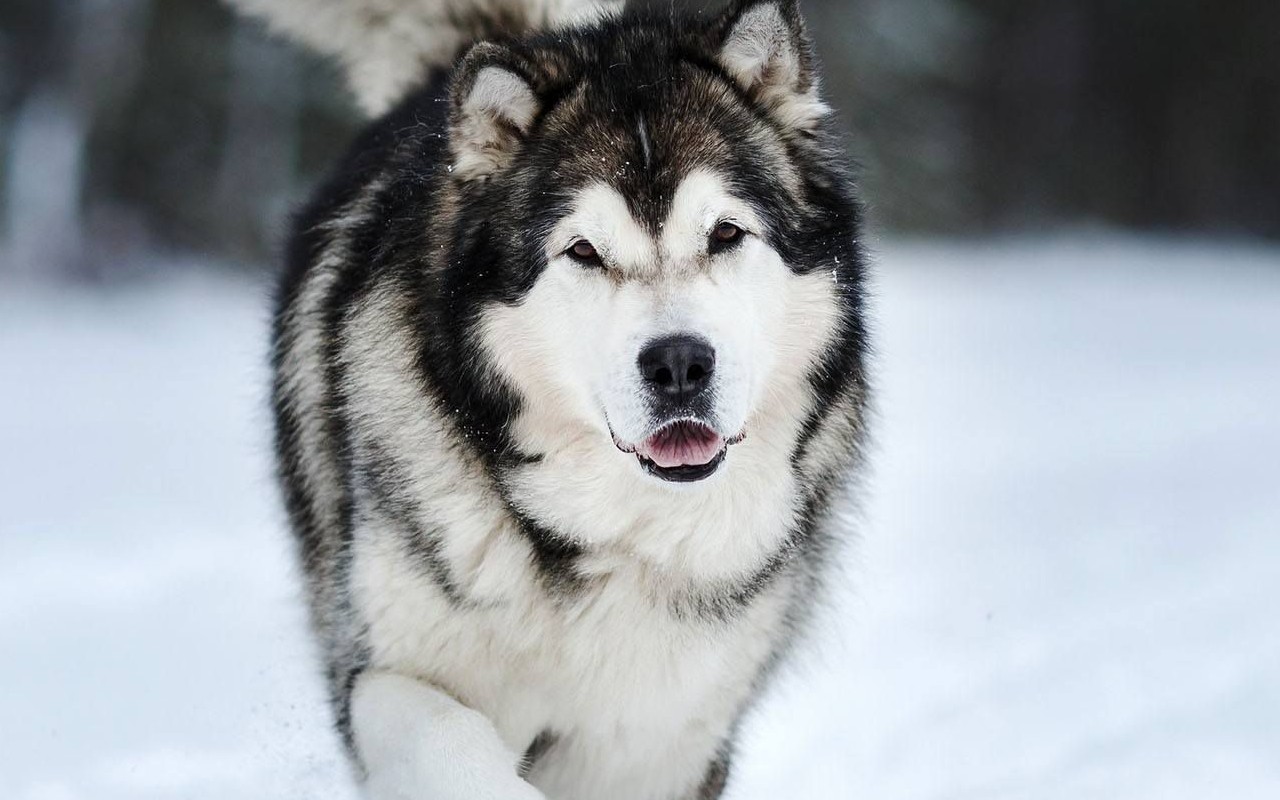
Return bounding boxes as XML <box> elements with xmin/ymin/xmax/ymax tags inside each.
<box><xmin>450</xmin><ymin>0</ymin><xmax>863</xmax><ymax>488</ymax></box>
<box><xmin>491</xmin><ymin>170</ymin><xmax>789</xmax><ymax>484</ymax></box>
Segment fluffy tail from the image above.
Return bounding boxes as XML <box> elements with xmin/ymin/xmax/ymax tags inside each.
<box><xmin>227</xmin><ymin>0</ymin><xmax>617</xmax><ymax>115</ymax></box>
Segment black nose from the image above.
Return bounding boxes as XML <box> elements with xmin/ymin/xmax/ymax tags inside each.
<box><xmin>638</xmin><ymin>335</ymin><xmax>716</xmax><ymax>404</ymax></box>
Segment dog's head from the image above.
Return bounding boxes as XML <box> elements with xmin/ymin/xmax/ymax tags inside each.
<box><xmin>442</xmin><ymin>0</ymin><xmax>866</xmax><ymax>492</ymax></box>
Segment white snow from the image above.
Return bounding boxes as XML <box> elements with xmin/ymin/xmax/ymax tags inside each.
<box><xmin>2</xmin><ymin>236</ymin><xmax>1278</xmax><ymax>799</ymax></box>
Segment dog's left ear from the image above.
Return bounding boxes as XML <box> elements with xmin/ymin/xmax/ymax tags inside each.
<box><xmin>714</xmin><ymin>0</ymin><xmax>829</xmax><ymax>131</ymax></box>
<box><xmin>449</xmin><ymin>43</ymin><xmax>541</xmax><ymax>183</ymax></box>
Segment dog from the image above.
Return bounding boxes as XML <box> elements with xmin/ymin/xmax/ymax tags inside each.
<box><xmin>231</xmin><ymin>0</ymin><xmax>871</xmax><ymax>796</ymax></box>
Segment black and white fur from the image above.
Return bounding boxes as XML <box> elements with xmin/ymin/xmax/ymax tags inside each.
<box><xmin>235</xmin><ymin>0</ymin><xmax>871</xmax><ymax>797</ymax></box>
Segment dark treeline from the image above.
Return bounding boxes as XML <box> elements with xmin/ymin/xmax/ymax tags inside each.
<box><xmin>1</xmin><ymin>0</ymin><xmax>1276</xmax><ymax>278</ymax></box>
<box><xmin>805</xmin><ymin>0</ymin><xmax>1280</xmax><ymax>235</ymax></box>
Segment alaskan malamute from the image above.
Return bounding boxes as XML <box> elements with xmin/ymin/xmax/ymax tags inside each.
<box><xmin>232</xmin><ymin>0</ymin><xmax>871</xmax><ymax>796</ymax></box>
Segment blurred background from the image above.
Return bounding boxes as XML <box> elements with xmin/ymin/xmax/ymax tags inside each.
<box><xmin>2</xmin><ymin>2</ymin><xmax>1279</xmax><ymax>799</ymax></box>
<box><xmin>2</xmin><ymin>0</ymin><xmax>1279</xmax><ymax>278</ymax></box>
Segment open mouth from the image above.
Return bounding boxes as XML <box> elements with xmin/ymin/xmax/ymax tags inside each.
<box><xmin>618</xmin><ymin>420</ymin><xmax>744</xmax><ymax>483</ymax></box>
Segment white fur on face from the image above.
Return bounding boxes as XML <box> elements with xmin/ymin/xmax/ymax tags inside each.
<box><xmin>480</xmin><ymin>170</ymin><xmax>841</xmax><ymax>551</ymax></box>
<box><xmin>482</xmin><ymin>171</ymin><xmax>786</xmax><ymax>453</ymax></box>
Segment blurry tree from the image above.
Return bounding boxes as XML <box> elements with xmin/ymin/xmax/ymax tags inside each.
<box><xmin>1</xmin><ymin>0</ymin><xmax>357</xmax><ymax>280</ymax></box>
<box><xmin>805</xmin><ymin>0</ymin><xmax>980</xmax><ymax>231</ymax></box>
<box><xmin>806</xmin><ymin>0</ymin><xmax>1280</xmax><ymax>236</ymax></box>
<box><xmin>959</xmin><ymin>0</ymin><xmax>1280</xmax><ymax>236</ymax></box>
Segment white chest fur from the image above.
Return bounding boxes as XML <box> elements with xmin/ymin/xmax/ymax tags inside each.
<box><xmin>350</xmin><ymin>516</ymin><xmax>793</xmax><ymax>800</ymax></box>
<box><xmin>338</xmin><ymin>282</ymin><xmax>810</xmax><ymax>798</ymax></box>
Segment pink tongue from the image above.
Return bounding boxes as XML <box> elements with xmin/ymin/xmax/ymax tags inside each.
<box><xmin>638</xmin><ymin>422</ymin><xmax>725</xmax><ymax>469</ymax></box>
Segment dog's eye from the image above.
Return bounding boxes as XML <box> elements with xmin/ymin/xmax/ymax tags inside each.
<box><xmin>567</xmin><ymin>240</ymin><xmax>602</xmax><ymax>266</ymax></box>
<box><xmin>710</xmin><ymin>222</ymin><xmax>745</xmax><ymax>252</ymax></box>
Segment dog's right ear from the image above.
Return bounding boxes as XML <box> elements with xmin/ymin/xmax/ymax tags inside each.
<box><xmin>448</xmin><ymin>44</ymin><xmax>541</xmax><ymax>183</ymax></box>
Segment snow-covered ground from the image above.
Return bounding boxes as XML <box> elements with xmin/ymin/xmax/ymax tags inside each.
<box><xmin>3</xmin><ymin>237</ymin><xmax>1278</xmax><ymax>799</ymax></box>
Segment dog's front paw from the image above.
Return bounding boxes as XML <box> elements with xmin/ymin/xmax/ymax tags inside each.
<box><xmin>501</xmin><ymin>779</ymin><xmax>548</xmax><ymax>800</ymax></box>
<box><xmin>354</xmin><ymin>672</ymin><xmax>549</xmax><ymax>800</ymax></box>
<box><xmin>364</xmin><ymin>772</ymin><xmax>546</xmax><ymax>800</ymax></box>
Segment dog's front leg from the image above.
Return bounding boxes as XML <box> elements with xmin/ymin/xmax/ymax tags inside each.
<box><xmin>352</xmin><ymin>671</ymin><xmax>546</xmax><ymax>800</ymax></box>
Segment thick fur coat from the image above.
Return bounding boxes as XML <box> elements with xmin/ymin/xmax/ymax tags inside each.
<box><xmin>233</xmin><ymin>0</ymin><xmax>872</xmax><ymax>797</ymax></box>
